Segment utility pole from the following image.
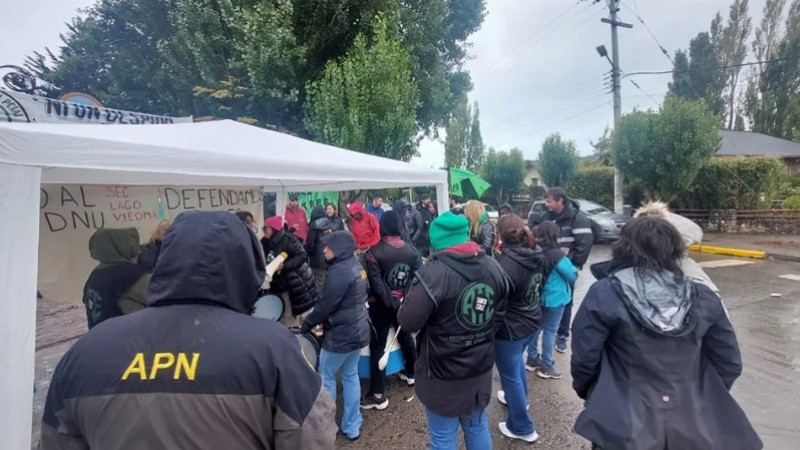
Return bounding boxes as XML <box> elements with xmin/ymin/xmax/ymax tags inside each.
<box><xmin>600</xmin><ymin>0</ymin><xmax>632</xmax><ymax>214</ymax></box>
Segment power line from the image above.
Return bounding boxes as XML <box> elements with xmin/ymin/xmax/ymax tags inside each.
<box><xmin>620</xmin><ymin>1</ymin><xmax>673</xmax><ymax>64</ymax></box>
<box><xmin>623</xmin><ymin>55</ymin><xmax>800</xmax><ymax>77</ymax></box>
<box><xmin>493</xmin><ymin>101</ymin><xmax>612</xmax><ymax>147</ymax></box>
<box><xmin>627</xmin><ymin>79</ymin><xmax>661</xmax><ymax>107</ymax></box>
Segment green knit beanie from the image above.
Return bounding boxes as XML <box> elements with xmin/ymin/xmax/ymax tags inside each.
<box><xmin>429</xmin><ymin>211</ymin><xmax>470</xmax><ymax>250</ymax></box>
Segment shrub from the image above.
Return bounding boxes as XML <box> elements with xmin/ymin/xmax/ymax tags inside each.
<box><xmin>675</xmin><ymin>157</ymin><xmax>786</xmax><ymax>209</ymax></box>
<box><xmin>784</xmin><ymin>195</ymin><xmax>800</xmax><ymax>209</ymax></box>
<box><xmin>569</xmin><ymin>166</ymin><xmax>614</xmax><ymax>208</ymax></box>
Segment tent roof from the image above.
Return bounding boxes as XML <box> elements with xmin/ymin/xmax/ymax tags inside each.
<box><xmin>0</xmin><ymin>120</ymin><xmax>446</xmax><ymax>190</ymax></box>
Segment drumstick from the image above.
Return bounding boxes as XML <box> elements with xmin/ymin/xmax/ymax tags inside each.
<box><xmin>378</xmin><ymin>326</ymin><xmax>401</xmax><ymax>371</ymax></box>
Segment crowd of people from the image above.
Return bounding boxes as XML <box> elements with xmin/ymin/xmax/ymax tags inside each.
<box><xmin>40</xmin><ymin>188</ymin><xmax>762</xmax><ymax>450</ymax></box>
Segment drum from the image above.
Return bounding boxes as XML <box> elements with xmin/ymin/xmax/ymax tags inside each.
<box><xmin>296</xmin><ymin>332</ymin><xmax>321</xmax><ymax>371</ymax></box>
<box><xmin>358</xmin><ymin>327</ymin><xmax>405</xmax><ymax>379</ymax></box>
<box><xmin>252</xmin><ymin>294</ymin><xmax>284</xmax><ymax>321</ymax></box>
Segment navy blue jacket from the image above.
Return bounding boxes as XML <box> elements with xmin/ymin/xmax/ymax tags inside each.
<box><xmin>302</xmin><ymin>231</ymin><xmax>371</xmax><ymax>353</ymax></box>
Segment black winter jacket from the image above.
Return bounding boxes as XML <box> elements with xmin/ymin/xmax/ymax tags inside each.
<box><xmin>472</xmin><ymin>220</ymin><xmax>496</xmax><ymax>256</ymax></box>
<box><xmin>262</xmin><ymin>230</ymin><xmax>318</xmax><ymax>315</ymax></box>
<box><xmin>365</xmin><ymin>237</ymin><xmax>422</xmax><ymax>323</ymax></box>
<box><xmin>571</xmin><ymin>262</ymin><xmax>761</xmax><ymax>450</ymax></box>
<box><xmin>495</xmin><ymin>244</ymin><xmax>544</xmax><ymax>341</ymax></box>
<box><xmin>43</xmin><ymin>211</ymin><xmax>336</xmax><ymax>450</ymax></box>
<box><xmin>302</xmin><ymin>232</ymin><xmax>371</xmax><ymax>353</ymax></box>
<box><xmin>406</xmin><ymin>208</ymin><xmax>424</xmax><ymax>243</ymax></box>
<box><xmin>398</xmin><ymin>243</ymin><xmax>510</xmax><ymax>417</ymax></box>
<box><xmin>306</xmin><ymin>208</ymin><xmax>345</xmax><ymax>270</ymax></box>
<box><xmin>529</xmin><ymin>198</ymin><xmax>593</xmax><ymax>268</ymax></box>
<box><xmin>137</xmin><ymin>240</ymin><xmax>162</xmax><ymax>270</ymax></box>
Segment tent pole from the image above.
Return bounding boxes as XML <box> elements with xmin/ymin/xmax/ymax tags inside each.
<box><xmin>275</xmin><ymin>186</ymin><xmax>287</xmax><ymax>225</ymax></box>
<box><xmin>435</xmin><ymin>181</ymin><xmax>449</xmax><ymax>216</ymax></box>
<box><xmin>0</xmin><ymin>162</ymin><xmax>42</xmax><ymax>450</ymax></box>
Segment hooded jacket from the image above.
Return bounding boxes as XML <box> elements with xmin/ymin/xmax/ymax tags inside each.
<box><xmin>540</xmin><ymin>246</ymin><xmax>578</xmax><ymax>308</ymax></box>
<box><xmin>42</xmin><ymin>211</ymin><xmax>336</xmax><ymax>450</ymax></box>
<box><xmin>347</xmin><ymin>201</ymin><xmax>381</xmax><ymax>250</ymax></box>
<box><xmin>571</xmin><ymin>264</ymin><xmax>761</xmax><ymax>450</ymax></box>
<box><xmin>495</xmin><ymin>244</ymin><xmax>545</xmax><ymax>341</ymax></box>
<box><xmin>83</xmin><ymin>228</ymin><xmax>150</xmax><ymax>329</ymax></box>
<box><xmin>262</xmin><ymin>228</ymin><xmax>318</xmax><ymax>315</ymax></box>
<box><xmin>285</xmin><ymin>204</ymin><xmax>310</xmax><ymax>245</ymax></box>
<box><xmin>529</xmin><ymin>198</ymin><xmax>593</xmax><ymax>269</ymax></box>
<box><xmin>365</xmin><ymin>211</ymin><xmax>422</xmax><ymax>323</ymax></box>
<box><xmin>301</xmin><ymin>231</ymin><xmax>371</xmax><ymax>353</ymax></box>
<box><xmin>306</xmin><ymin>206</ymin><xmax>345</xmax><ymax>269</ymax></box>
<box><xmin>398</xmin><ymin>242</ymin><xmax>510</xmax><ymax>418</ymax></box>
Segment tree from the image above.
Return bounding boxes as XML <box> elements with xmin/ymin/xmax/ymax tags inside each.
<box><xmin>612</xmin><ymin>95</ymin><xmax>722</xmax><ymax>201</ymax></box>
<box><xmin>668</xmin><ymin>32</ymin><xmax>727</xmax><ymax>118</ymax></box>
<box><xmin>304</xmin><ymin>16</ymin><xmax>420</xmax><ymax>161</ymax></box>
<box><xmin>25</xmin><ymin>0</ymin><xmax>487</xmax><ymax>140</ymax></box>
<box><xmin>444</xmin><ymin>98</ymin><xmax>484</xmax><ymax>171</ymax></box>
<box><xmin>482</xmin><ymin>147</ymin><xmax>526</xmax><ymax>205</ymax></box>
<box><xmin>719</xmin><ymin>0</ymin><xmax>753</xmax><ymax>129</ymax></box>
<box><xmin>590</xmin><ymin>126</ymin><xmax>613</xmax><ymax>166</ymax></box>
<box><xmin>538</xmin><ymin>133</ymin><xmax>579</xmax><ymax>187</ymax></box>
<box><xmin>745</xmin><ymin>0</ymin><xmax>800</xmax><ymax>137</ymax></box>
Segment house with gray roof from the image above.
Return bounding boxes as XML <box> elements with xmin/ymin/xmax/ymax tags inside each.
<box><xmin>718</xmin><ymin>130</ymin><xmax>800</xmax><ymax>173</ymax></box>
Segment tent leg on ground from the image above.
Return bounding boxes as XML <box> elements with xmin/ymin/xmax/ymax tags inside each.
<box><xmin>0</xmin><ymin>162</ymin><xmax>41</xmax><ymax>450</ymax></box>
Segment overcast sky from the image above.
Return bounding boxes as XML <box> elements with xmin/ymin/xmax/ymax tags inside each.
<box><xmin>1</xmin><ymin>0</ymin><xmax>767</xmax><ymax>167</ymax></box>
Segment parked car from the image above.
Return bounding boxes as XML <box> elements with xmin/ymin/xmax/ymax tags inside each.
<box><xmin>529</xmin><ymin>198</ymin><xmax>630</xmax><ymax>243</ymax></box>
<box><xmin>453</xmin><ymin>202</ymin><xmax>499</xmax><ymax>222</ymax></box>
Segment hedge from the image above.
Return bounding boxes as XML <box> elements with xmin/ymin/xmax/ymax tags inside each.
<box><xmin>674</xmin><ymin>157</ymin><xmax>786</xmax><ymax>209</ymax></box>
<box><xmin>567</xmin><ymin>166</ymin><xmax>645</xmax><ymax>209</ymax></box>
<box><xmin>568</xmin><ymin>166</ymin><xmax>614</xmax><ymax>208</ymax></box>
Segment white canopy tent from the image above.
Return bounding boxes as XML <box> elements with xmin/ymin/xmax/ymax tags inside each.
<box><xmin>0</xmin><ymin>119</ymin><xmax>448</xmax><ymax>448</ymax></box>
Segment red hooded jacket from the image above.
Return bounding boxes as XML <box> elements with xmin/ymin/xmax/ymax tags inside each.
<box><xmin>348</xmin><ymin>201</ymin><xmax>380</xmax><ymax>250</ymax></box>
<box><xmin>284</xmin><ymin>204</ymin><xmax>309</xmax><ymax>244</ymax></box>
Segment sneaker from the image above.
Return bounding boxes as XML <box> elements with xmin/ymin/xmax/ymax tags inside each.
<box><xmin>497</xmin><ymin>390</ymin><xmax>529</xmax><ymax>410</ymax></box>
<box><xmin>360</xmin><ymin>394</ymin><xmax>389</xmax><ymax>410</ymax></box>
<box><xmin>555</xmin><ymin>335</ymin><xmax>568</xmax><ymax>354</ymax></box>
<box><xmin>536</xmin><ymin>364</ymin><xmax>562</xmax><ymax>380</ymax></box>
<box><xmin>525</xmin><ymin>356</ymin><xmax>543</xmax><ymax>372</ymax></box>
<box><xmin>398</xmin><ymin>370</ymin><xmax>415</xmax><ymax>386</ymax></box>
<box><xmin>499</xmin><ymin>422</ymin><xmax>539</xmax><ymax>443</ymax></box>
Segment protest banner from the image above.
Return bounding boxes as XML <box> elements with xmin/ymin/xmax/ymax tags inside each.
<box><xmin>293</xmin><ymin>191</ymin><xmax>340</xmax><ymax>220</ymax></box>
<box><xmin>38</xmin><ymin>184</ymin><xmax>263</xmax><ymax>303</ymax></box>
<box><xmin>0</xmin><ymin>89</ymin><xmax>192</xmax><ymax>124</ymax></box>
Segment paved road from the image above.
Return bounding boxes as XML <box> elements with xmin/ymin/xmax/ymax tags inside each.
<box><xmin>32</xmin><ymin>246</ymin><xmax>800</xmax><ymax>449</ymax></box>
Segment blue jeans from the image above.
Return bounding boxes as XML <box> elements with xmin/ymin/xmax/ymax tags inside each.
<box><xmin>528</xmin><ymin>305</ymin><xmax>567</xmax><ymax>367</ymax></box>
<box><xmin>495</xmin><ymin>333</ymin><xmax>536</xmax><ymax>436</ymax></box>
<box><xmin>319</xmin><ymin>348</ymin><xmax>362</xmax><ymax>439</ymax></box>
<box><xmin>425</xmin><ymin>399</ymin><xmax>491</xmax><ymax>450</ymax></box>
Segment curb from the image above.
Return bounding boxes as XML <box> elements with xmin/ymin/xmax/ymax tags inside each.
<box><xmin>689</xmin><ymin>244</ymin><xmax>766</xmax><ymax>260</ymax></box>
<box><xmin>768</xmin><ymin>253</ymin><xmax>800</xmax><ymax>263</ymax></box>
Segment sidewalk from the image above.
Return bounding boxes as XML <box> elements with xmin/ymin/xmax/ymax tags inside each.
<box><xmin>701</xmin><ymin>233</ymin><xmax>800</xmax><ymax>260</ymax></box>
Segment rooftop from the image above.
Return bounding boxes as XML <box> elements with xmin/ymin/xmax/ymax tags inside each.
<box><xmin>719</xmin><ymin>130</ymin><xmax>800</xmax><ymax>158</ymax></box>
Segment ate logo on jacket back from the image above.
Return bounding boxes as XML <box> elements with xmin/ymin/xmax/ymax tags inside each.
<box><xmin>385</xmin><ymin>263</ymin><xmax>412</xmax><ymax>290</ymax></box>
<box><xmin>456</xmin><ymin>283</ymin><xmax>495</xmax><ymax>330</ymax></box>
<box><xmin>522</xmin><ymin>273</ymin><xmax>543</xmax><ymax>312</ymax></box>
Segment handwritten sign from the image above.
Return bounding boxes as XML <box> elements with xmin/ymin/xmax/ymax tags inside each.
<box><xmin>293</xmin><ymin>191</ymin><xmax>339</xmax><ymax>220</ymax></box>
<box><xmin>38</xmin><ymin>184</ymin><xmax>263</xmax><ymax>303</ymax></box>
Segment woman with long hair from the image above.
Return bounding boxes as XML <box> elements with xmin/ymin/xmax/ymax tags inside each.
<box><xmin>571</xmin><ymin>217</ymin><xmax>761</xmax><ymax>450</ymax></box>
<box><xmin>493</xmin><ymin>214</ymin><xmax>544</xmax><ymax>443</ymax></box>
<box><xmin>464</xmin><ymin>200</ymin><xmax>496</xmax><ymax>255</ymax></box>
<box><xmin>525</xmin><ymin>221</ymin><xmax>577</xmax><ymax>380</ymax></box>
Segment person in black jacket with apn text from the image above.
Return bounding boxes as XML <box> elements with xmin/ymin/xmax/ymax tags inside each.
<box><xmin>43</xmin><ymin>211</ymin><xmax>336</xmax><ymax>450</ymax></box>
<box><xmin>360</xmin><ymin>211</ymin><xmax>422</xmax><ymax>411</ymax></box>
<box><xmin>571</xmin><ymin>217</ymin><xmax>761</xmax><ymax>450</ymax></box>
<box><xmin>301</xmin><ymin>231</ymin><xmax>371</xmax><ymax>442</ymax></box>
<box><xmin>399</xmin><ymin>211</ymin><xmax>509</xmax><ymax>450</ymax></box>
<box><xmin>528</xmin><ymin>187</ymin><xmax>592</xmax><ymax>352</ymax></box>
<box><xmin>493</xmin><ymin>214</ymin><xmax>545</xmax><ymax>444</ymax></box>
